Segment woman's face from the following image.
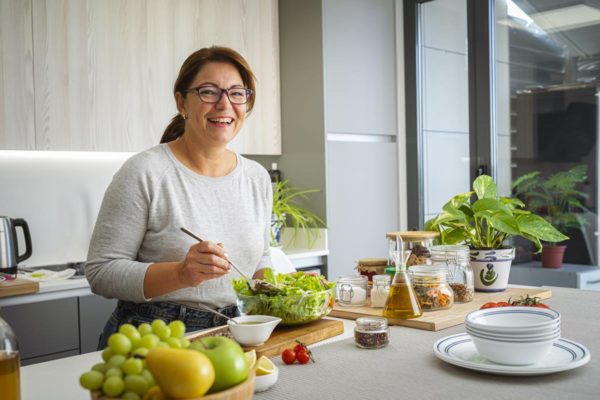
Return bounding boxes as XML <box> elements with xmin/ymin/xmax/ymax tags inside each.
<box><xmin>177</xmin><ymin>62</ymin><xmax>247</xmax><ymax>147</ymax></box>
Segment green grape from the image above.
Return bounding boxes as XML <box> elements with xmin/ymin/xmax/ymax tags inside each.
<box><xmin>79</xmin><ymin>370</ymin><xmax>104</xmax><ymax>390</ymax></box>
<box><xmin>91</xmin><ymin>362</ymin><xmax>107</xmax><ymax>373</ymax></box>
<box><xmin>118</xmin><ymin>323</ymin><xmax>137</xmax><ymax>336</ymax></box>
<box><xmin>124</xmin><ymin>374</ymin><xmax>149</xmax><ymax>395</ymax></box>
<box><xmin>120</xmin><ymin>324</ymin><xmax>142</xmax><ymax>346</ymax></box>
<box><xmin>156</xmin><ymin>341</ymin><xmax>169</xmax><ymax>348</ymax></box>
<box><xmin>180</xmin><ymin>338</ymin><xmax>191</xmax><ymax>348</ymax></box>
<box><xmin>122</xmin><ymin>392</ymin><xmax>141</xmax><ymax>400</ymax></box>
<box><xmin>165</xmin><ymin>337</ymin><xmax>182</xmax><ymax>348</ymax></box>
<box><xmin>121</xmin><ymin>358</ymin><xmax>143</xmax><ymax>375</ymax></box>
<box><xmin>101</xmin><ymin>347</ymin><xmax>114</xmax><ymax>362</ymax></box>
<box><xmin>105</xmin><ymin>367</ymin><xmax>123</xmax><ymax>379</ymax></box>
<box><xmin>168</xmin><ymin>320</ymin><xmax>186</xmax><ymax>338</ymax></box>
<box><xmin>103</xmin><ymin>376</ymin><xmax>125</xmax><ymax>397</ymax></box>
<box><xmin>139</xmin><ymin>334</ymin><xmax>159</xmax><ymax>349</ymax></box>
<box><xmin>108</xmin><ymin>333</ymin><xmax>132</xmax><ymax>355</ymax></box>
<box><xmin>151</xmin><ymin>319</ymin><xmax>167</xmax><ymax>334</ymax></box>
<box><xmin>137</xmin><ymin>323</ymin><xmax>152</xmax><ymax>336</ymax></box>
<box><xmin>132</xmin><ymin>347</ymin><xmax>149</xmax><ymax>357</ymax></box>
<box><xmin>107</xmin><ymin>354</ymin><xmax>127</xmax><ymax>369</ymax></box>
<box><xmin>154</xmin><ymin>325</ymin><xmax>171</xmax><ymax>340</ymax></box>
<box><xmin>141</xmin><ymin>369</ymin><xmax>155</xmax><ymax>387</ymax></box>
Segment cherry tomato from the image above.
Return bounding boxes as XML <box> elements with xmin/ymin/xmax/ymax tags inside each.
<box><xmin>293</xmin><ymin>343</ymin><xmax>305</xmax><ymax>354</ymax></box>
<box><xmin>496</xmin><ymin>301</ymin><xmax>511</xmax><ymax>307</ymax></box>
<box><xmin>281</xmin><ymin>349</ymin><xmax>296</xmax><ymax>365</ymax></box>
<box><xmin>480</xmin><ymin>302</ymin><xmax>498</xmax><ymax>310</ymax></box>
<box><xmin>296</xmin><ymin>350</ymin><xmax>310</xmax><ymax>364</ymax></box>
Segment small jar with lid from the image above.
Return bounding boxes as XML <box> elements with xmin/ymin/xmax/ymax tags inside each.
<box><xmin>354</xmin><ymin>317</ymin><xmax>390</xmax><ymax>349</ymax></box>
<box><xmin>430</xmin><ymin>245</ymin><xmax>474</xmax><ymax>303</ymax></box>
<box><xmin>370</xmin><ymin>274</ymin><xmax>391</xmax><ymax>308</ymax></box>
<box><xmin>386</xmin><ymin>231</ymin><xmax>440</xmax><ymax>267</ymax></box>
<box><xmin>336</xmin><ymin>275</ymin><xmax>368</xmax><ymax>306</ymax></box>
<box><xmin>409</xmin><ymin>265</ymin><xmax>454</xmax><ymax>311</ymax></box>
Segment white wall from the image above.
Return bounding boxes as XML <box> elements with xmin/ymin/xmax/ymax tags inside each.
<box><xmin>0</xmin><ymin>151</ymin><xmax>132</xmax><ymax>267</ymax></box>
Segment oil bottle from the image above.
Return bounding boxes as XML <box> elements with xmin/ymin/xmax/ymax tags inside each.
<box><xmin>0</xmin><ymin>316</ymin><xmax>20</xmax><ymax>400</ymax></box>
<box><xmin>382</xmin><ymin>235</ymin><xmax>422</xmax><ymax>319</ymax></box>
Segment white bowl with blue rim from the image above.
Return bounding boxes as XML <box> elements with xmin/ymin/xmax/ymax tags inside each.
<box><xmin>468</xmin><ymin>331</ymin><xmax>559</xmax><ymax>365</ymax></box>
<box><xmin>466</xmin><ymin>306</ymin><xmax>560</xmax><ymax>334</ymax></box>
<box><xmin>466</xmin><ymin>324</ymin><xmax>560</xmax><ymax>341</ymax></box>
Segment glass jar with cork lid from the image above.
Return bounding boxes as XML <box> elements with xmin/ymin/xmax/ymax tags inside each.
<box><xmin>385</xmin><ymin>231</ymin><xmax>440</xmax><ymax>267</ymax></box>
<box><xmin>430</xmin><ymin>245</ymin><xmax>474</xmax><ymax>303</ymax></box>
<box><xmin>355</xmin><ymin>258</ymin><xmax>389</xmax><ymax>282</ymax></box>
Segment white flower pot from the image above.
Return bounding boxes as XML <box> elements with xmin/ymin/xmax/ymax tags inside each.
<box><xmin>470</xmin><ymin>248</ymin><xmax>515</xmax><ymax>292</ymax></box>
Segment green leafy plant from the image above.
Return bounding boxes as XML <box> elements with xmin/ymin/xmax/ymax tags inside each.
<box><xmin>512</xmin><ymin>165</ymin><xmax>587</xmax><ymax>246</ymax></box>
<box><xmin>272</xmin><ymin>179</ymin><xmax>326</xmax><ymax>247</ymax></box>
<box><xmin>424</xmin><ymin>175</ymin><xmax>568</xmax><ymax>252</ymax></box>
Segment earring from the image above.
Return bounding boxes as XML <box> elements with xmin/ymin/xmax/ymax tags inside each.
<box><xmin>181</xmin><ymin>113</ymin><xmax>188</xmax><ymax>120</ymax></box>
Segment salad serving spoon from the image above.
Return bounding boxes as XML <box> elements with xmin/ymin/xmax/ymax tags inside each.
<box><xmin>180</xmin><ymin>227</ymin><xmax>280</xmax><ymax>294</ymax></box>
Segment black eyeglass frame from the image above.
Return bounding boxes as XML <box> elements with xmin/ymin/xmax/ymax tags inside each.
<box><xmin>182</xmin><ymin>85</ymin><xmax>253</xmax><ymax>105</ymax></box>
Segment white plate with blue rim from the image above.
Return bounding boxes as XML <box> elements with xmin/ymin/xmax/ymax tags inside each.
<box><xmin>433</xmin><ymin>333</ymin><xmax>590</xmax><ymax>376</ymax></box>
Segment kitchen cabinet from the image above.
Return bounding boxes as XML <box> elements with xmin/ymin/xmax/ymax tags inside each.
<box><xmin>1</xmin><ymin>0</ymin><xmax>281</xmax><ymax>155</ymax></box>
<box><xmin>0</xmin><ymin>294</ymin><xmax>117</xmax><ymax>366</ymax></box>
<box><xmin>0</xmin><ymin>0</ymin><xmax>35</xmax><ymax>150</ymax></box>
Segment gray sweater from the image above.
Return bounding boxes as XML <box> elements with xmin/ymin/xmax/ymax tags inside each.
<box><xmin>86</xmin><ymin>144</ymin><xmax>272</xmax><ymax>308</ymax></box>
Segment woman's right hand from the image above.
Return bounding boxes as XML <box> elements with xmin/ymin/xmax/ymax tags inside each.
<box><xmin>177</xmin><ymin>241</ymin><xmax>231</xmax><ymax>287</ymax></box>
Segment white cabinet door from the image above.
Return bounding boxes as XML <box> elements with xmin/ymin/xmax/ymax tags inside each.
<box><xmin>10</xmin><ymin>0</ymin><xmax>280</xmax><ymax>154</ymax></box>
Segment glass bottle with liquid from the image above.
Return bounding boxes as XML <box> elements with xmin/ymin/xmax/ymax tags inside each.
<box><xmin>0</xmin><ymin>316</ymin><xmax>20</xmax><ymax>400</ymax></box>
<box><xmin>382</xmin><ymin>235</ymin><xmax>423</xmax><ymax>319</ymax></box>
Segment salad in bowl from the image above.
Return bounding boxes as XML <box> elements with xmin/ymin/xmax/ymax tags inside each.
<box><xmin>232</xmin><ymin>268</ymin><xmax>336</xmax><ymax>326</ymax></box>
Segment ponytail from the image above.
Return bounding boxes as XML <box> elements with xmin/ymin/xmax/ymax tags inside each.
<box><xmin>160</xmin><ymin>114</ymin><xmax>185</xmax><ymax>143</ymax></box>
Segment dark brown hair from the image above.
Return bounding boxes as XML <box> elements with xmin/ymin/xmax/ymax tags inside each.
<box><xmin>160</xmin><ymin>46</ymin><xmax>257</xmax><ymax>144</ymax></box>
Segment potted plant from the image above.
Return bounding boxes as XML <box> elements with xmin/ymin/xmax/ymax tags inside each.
<box><xmin>425</xmin><ymin>175</ymin><xmax>567</xmax><ymax>291</ymax></box>
<box><xmin>271</xmin><ymin>179</ymin><xmax>326</xmax><ymax>247</ymax></box>
<box><xmin>512</xmin><ymin>165</ymin><xmax>587</xmax><ymax>268</ymax></box>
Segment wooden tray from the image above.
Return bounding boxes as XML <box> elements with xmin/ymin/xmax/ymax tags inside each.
<box><xmin>330</xmin><ymin>286</ymin><xmax>552</xmax><ymax>331</ymax></box>
<box><xmin>187</xmin><ymin>318</ymin><xmax>344</xmax><ymax>358</ymax></box>
<box><xmin>0</xmin><ymin>277</ymin><xmax>39</xmax><ymax>298</ymax></box>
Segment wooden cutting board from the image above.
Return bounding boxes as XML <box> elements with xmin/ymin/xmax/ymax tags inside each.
<box><xmin>187</xmin><ymin>318</ymin><xmax>344</xmax><ymax>358</ymax></box>
<box><xmin>330</xmin><ymin>286</ymin><xmax>552</xmax><ymax>331</ymax></box>
<box><xmin>0</xmin><ymin>277</ymin><xmax>39</xmax><ymax>298</ymax></box>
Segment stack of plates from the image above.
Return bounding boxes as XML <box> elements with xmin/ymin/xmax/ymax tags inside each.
<box><xmin>464</xmin><ymin>306</ymin><xmax>560</xmax><ymax>365</ymax></box>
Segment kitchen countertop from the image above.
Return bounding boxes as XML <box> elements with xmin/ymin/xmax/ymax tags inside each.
<box><xmin>21</xmin><ymin>286</ymin><xmax>599</xmax><ymax>400</ymax></box>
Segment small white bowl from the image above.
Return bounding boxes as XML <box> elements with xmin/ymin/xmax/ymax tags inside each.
<box><xmin>227</xmin><ymin>315</ymin><xmax>281</xmax><ymax>346</ymax></box>
<box><xmin>254</xmin><ymin>365</ymin><xmax>279</xmax><ymax>392</ymax></box>
<box><xmin>467</xmin><ymin>326</ymin><xmax>560</xmax><ymax>343</ymax></box>
<box><xmin>469</xmin><ymin>332</ymin><xmax>558</xmax><ymax>365</ymax></box>
<box><xmin>466</xmin><ymin>325</ymin><xmax>560</xmax><ymax>341</ymax></box>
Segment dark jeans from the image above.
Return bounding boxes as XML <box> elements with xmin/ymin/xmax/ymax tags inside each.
<box><xmin>97</xmin><ymin>300</ymin><xmax>239</xmax><ymax>350</ymax></box>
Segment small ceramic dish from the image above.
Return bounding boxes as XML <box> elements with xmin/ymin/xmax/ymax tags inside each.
<box><xmin>466</xmin><ymin>306</ymin><xmax>560</xmax><ymax>333</ymax></box>
<box><xmin>254</xmin><ymin>365</ymin><xmax>279</xmax><ymax>392</ymax></box>
<box><xmin>469</xmin><ymin>332</ymin><xmax>558</xmax><ymax>365</ymax></box>
<box><xmin>227</xmin><ymin>315</ymin><xmax>281</xmax><ymax>346</ymax></box>
<box><xmin>466</xmin><ymin>325</ymin><xmax>560</xmax><ymax>341</ymax></box>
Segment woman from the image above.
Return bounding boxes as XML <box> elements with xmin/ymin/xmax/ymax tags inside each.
<box><xmin>86</xmin><ymin>46</ymin><xmax>272</xmax><ymax>348</ymax></box>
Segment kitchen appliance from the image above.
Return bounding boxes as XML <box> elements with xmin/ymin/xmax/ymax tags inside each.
<box><xmin>0</xmin><ymin>217</ymin><xmax>32</xmax><ymax>274</ymax></box>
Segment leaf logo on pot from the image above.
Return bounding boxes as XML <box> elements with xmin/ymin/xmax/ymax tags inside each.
<box><xmin>480</xmin><ymin>263</ymin><xmax>498</xmax><ymax>286</ymax></box>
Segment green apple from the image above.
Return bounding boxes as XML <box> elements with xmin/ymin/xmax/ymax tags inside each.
<box><xmin>189</xmin><ymin>336</ymin><xmax>249</xmax><ymax>393</ymax></box>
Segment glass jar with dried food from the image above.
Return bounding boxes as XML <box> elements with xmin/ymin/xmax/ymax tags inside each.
<box><xmin>354</xmin><ymin>317</ymin><xmax>390</xmax><ymax>349</ymax></box>
<box><xmin>430</xmin><ymin>245</ymin><xmax>474</xmax><ymax>303</ymax></box>
<box><xmin>386</xmin><ymin>231</ymin><xmax>439</xmax><ymax>267</ymax></box>
<box><xmin>409</xmin><ymin>265</ymin><xmax>454</xmax><ymax>311</ymax></box>
<box><xmin>355</xmin><ymin>258</ymin><xmax>389</xmax><ymax>282</ymax></box>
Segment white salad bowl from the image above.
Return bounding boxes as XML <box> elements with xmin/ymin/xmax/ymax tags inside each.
<box><xmin>469</xmin><ymin>332</ymin><xmax>558</xmax><ymax>365</ymax></box>
<box><xmin>466</xmin><ymin>306</ymin><xmax>560</xmax><ymax>333</ymax></box>
<box><xmin>227</xmin><ymin>315</ymin><xmax>282</xmax><ymax>346</ymax></box>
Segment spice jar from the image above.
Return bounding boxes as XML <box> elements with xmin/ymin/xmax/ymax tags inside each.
<box><xmin>355</xmin><ymin>258</ymin><xmax>389</xmax><ymax>282</ymax></box>
<box><xmin>409</xmin><ymin>265</ymin><xmax>454</xmax><ymax>311</ymax></box>
<box><xmin>430</xmin><ymin>245</ymin><xmax>474</xmax><ymax>303</ymax></box>
<box><xmin>336</xmin><ymin>275</ymin><xmax>368</xmax><ymax>306</ymax></box>
<box><xmin>354</xmin><ymin>317</ymin><xmax>389</xmax><ymax>349</ymax></box>
<box><xmin>386</xmin><ymin>231</ymin><xmax>439</xmax><ymax>267</ymax></box>
<box><xmin>370</xmin><ymin>274</ymin><xmax>391</xmax><ymax>308</ymax></box>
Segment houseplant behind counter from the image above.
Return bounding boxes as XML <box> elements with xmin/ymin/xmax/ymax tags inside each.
<box><xmin>512</xmin><ymin>165</ymin><xmax>588</xmax><ymax>268</ymax></box>
<box><xmin>425</xmin><ymin>175</ymin><xmax>568</xmax><ymax>291</ymax></box>
<box><xmin>271</xmin><ymin>179</ymin><xmax>326</xmax><ymax>248</ymax></box>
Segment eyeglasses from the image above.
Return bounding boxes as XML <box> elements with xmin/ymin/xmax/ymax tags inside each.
<box><xmin>183</xmin><ymin>85</ymin><xmax>252</xmax><ymax>105</ymax></box>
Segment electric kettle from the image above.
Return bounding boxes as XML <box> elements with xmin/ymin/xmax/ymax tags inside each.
<box><xmin>0</xmin><ymin>217</ymin><xmax>32</xmax><ymax>273</ymax></box>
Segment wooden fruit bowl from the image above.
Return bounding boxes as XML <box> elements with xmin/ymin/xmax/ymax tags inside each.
<box><xmin>91</xmin><ymin>371</ymin><xmax>255</xmax><ymax>400</ymax></box>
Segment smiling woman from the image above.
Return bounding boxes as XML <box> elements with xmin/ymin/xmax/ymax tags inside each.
<box><xmin>85</xmin><ymin>46</ymin><xmax>274</xmax><ymax>349</ymax></box>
